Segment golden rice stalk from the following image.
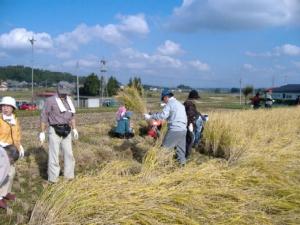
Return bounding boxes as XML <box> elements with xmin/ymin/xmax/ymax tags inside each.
<box><xmin>29</xmin><ymin>108</ymin><xmax>300</xmax><ymax>225</ymax></box>
<box><xmin>116</xmin><ymin>86</ymin><xmax>147</xmax><ymax>114</ymax></box>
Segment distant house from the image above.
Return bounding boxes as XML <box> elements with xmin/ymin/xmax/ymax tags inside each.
<box><xmin>0</xmin><ymin>81</ymin><xmax>8</xmax><ymax>91</ymax></box>
<box><xmin>76</xmin><ymin>97</ymin><xmax>100</xmax><ymax>108</ymax></box>
<box><xmin>271</xmin><ymin>84</ymin><xmax>300</xmax><ymax>100</ymax></box>
<box><xmin>36</xmin><ymin>91</ymin><xmax>57</xmax><ymax>109</ymax></box>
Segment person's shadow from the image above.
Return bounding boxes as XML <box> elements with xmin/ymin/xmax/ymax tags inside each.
<box><xmin>26</xmin><ymin>146</ymin><xmax>48</xmax><ymax>180</ymax></box>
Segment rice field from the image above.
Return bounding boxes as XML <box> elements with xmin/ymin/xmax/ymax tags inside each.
<box><xmin>28</xmin><ymin>107</ymin><xmax>300</xmax><ymax>225</ymax></box>
<box><xmin>0</xmin><ymin>94</ymin><xmax>299</xmax><ymax>225</ymax></box>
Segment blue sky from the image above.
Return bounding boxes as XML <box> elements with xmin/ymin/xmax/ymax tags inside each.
<box><xmin>0</xmin><ymin>0</ymin><xmax>300</xmax><ymax>88</ymax></box>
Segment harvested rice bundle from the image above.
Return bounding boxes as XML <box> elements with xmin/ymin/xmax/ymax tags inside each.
<box><xmin>116</xmin><ymin>86</ymin><xmax>147</xmax><ymax>114</ymax></box>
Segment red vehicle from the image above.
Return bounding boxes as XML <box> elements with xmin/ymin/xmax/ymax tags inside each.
<box><xmin>19</xmin><ymin>103</ymin><xmax>38</xmax><ymax>110</ymax></box>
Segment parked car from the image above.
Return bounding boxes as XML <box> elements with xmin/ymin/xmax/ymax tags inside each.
<box><xmin>102</xmin><ymin>99</ymin><xmax>118</xmax><ymax>107</ymax></box>
<box><xmin>19</xmin><ymin>103</ymin><xmax>38</xmax><ymax>110</ymax></box>
<box><xmin>16</xmin><ymin>101</ymin><xmax>27</xmax><ymax>109</ymax></box>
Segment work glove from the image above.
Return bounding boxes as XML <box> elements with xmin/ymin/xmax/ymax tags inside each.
<box><xmin>188</xmin><ymin>123</ymin><xmax>194</xmax><ymax>132</ymax></box>
<box><xmin>19</xmin><ymin>145</ymin><xmax>25</xmax><ymax>159</ymax></box>
<box><xmin>72</xmin><ymin>129</ymin><xmax>79</xmax><ymax>140</ymax></box>
<box><xmin>144</xmin><ymin>113</ymin><xmax>151</xmax><ymax>120</ymax></box>
<box><xmin>39</xmin><ymin>132</ymin><xmax>46</xmax><ymax>145</ymax></box>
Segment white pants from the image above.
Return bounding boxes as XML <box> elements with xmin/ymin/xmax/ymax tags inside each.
<box><xmin>0</xmin><ymin>165</ymin><xmax>15</xmax><ymax>197</ymax></box>
<box><xmin>48</xmin><ymin>126</ymin><xmax>75</xmax><ymax>182</ymax></box>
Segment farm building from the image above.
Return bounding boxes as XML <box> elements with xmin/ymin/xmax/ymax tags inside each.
<box><xmin>0</xmin><ymin>81</ymin><xmax>8</xmax><ymax>91</ymax></box>
<box><xmin>271</xmin><ymin>84</ymin><xmax>300</xmax><ymax>101</ymax></box>
<box><xmin>75</xmin><ymin>97</ymin><xmax>100</xmax><ymax>108</ymax></box>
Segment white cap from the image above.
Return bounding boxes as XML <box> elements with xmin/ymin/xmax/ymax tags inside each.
<box><xmin>0</xmin><ymin>96</ymin><xmax>17</xmax><ymax>109</ymax></box>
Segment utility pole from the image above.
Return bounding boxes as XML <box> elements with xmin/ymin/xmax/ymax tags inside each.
<box><xmin>239</xmin><ymin>78</ymin><xmax>242</xmax><ymax>105</ymax></box>
<box><xmin>100</xmin><ymin>59</ymin><xmax>107</xmax><ymax>106</ymax></box>
<box><xmin>272</xmin><ymin>75</ymin><xmax>275</xmax><ymax>87</ymax></box>
<box><xmin>76</xmin><ymin>61</ymin><xmax>80</xmax><ymax>108</ymax></box>
<box><xmin>29</xmin><ymin>37</ymin><xmax>36</xmax><ymax>103</ymax></box>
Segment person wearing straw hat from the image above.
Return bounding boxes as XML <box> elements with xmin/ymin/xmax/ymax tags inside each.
<box><xmin>0</xmin><ymin>96</ymin><xmax>24</xmax><ymax>207</ymax></box>
<box><xmin>144</xmin><ymin>88</ymin><xmax>187</xmax><ymax>166</ymax></box>
<box><xmin>39</xmin><ymin>81</ymin><xmax>78</xmax><ymax>183</ymax></box>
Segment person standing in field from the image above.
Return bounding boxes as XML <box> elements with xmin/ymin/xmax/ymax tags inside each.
<box><xmin>184</xmin><ymin>90</ymin><xmax>204</xmax><ymax>158</ymax></box>
<box><xmin>251</xmin><ymin>92</ymin><xmax>261</xmax><ymax>109</ymax></box>
<box><xmin>144</xmin><ymin>89</ymin><xmax>187</xmax><ymax>166</ymax></box>
<box><xmin>0</xmin><ymin>96</ymin><xmax>25</xmax><ymax>208</ymax></box>
<box><xmin>264</xmin><ymin>89</ymin><xmax>274</xmax><ymax>108</ymax></box>
<box><xmin>39</xmin><ymin>81</ymin><xmax>78</xmax><ymax>183</ymax></box>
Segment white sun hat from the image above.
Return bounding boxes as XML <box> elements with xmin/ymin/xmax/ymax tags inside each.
<box><xmin>0</xmin><ymin>96</ymin><xmax>17</xmax><ymax>109</ymax></box>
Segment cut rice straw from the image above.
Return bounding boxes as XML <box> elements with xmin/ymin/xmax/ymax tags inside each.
<box><xmin>29</xmin><ymin>107</ymin><xmax>300</xmax><ymax>225</ymax></box>
<box><xmin>116</xmin><ymin>86</ymin><xmax>147</xmax><ymax>115</ymax></box>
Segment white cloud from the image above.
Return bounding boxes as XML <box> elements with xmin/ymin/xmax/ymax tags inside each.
<box><xmin>245</xmin><ymin>51</ymin><xmax>275</xmax><ymax>57</ymax></box>
<box><xmin>117</xmin><ymin>14</ymin><xmax>149</xmax><ymax>34</ymax></box>
<box><xmin>293</xmin><ymin>61</ymin><xmax>300</xmax><ymax>68</ymax></box>
<box><xmin>63</xmin><ymin>58</ymin><xmax>98</xmax><ymax>68</ymax></box>
<box><xmin>275</xmin><ymin>64</ymin><xmax>285</xmax><ymax>70</ymax></box>
<box><xmin>120</xmin><ymin>47</ymin><xmax>183</xmax><ymax>69</ymax></box>
<box><xmin>0</xmin><ymin>13</ymin><xmax>149</xmax><ymax>59</ymax></box>
<box><xmin>55</xmin><ymin>24</ymin><xmax>93</xmax><ymax>51</ymax></box>
<box><xmin>120</xmin><ymin>48</ymin><xmax>150</xmax><ymax>60</ymax></box>
<box><xmin>243</xmin><ymin>63</ymin><xmax>254</xmax><ymax>70</ymax></box>
<box><xmin>56</xmin><ymin>51</ymin><xmax>72</xmax><ymax>59</ymax></box>
<box><xmin>150</xmin><ymin>54</ymin><xmax>182</xmax><ymax>68</ymax></box>
<box><xmin>157</xmin><ymin>40</ymin><xmax>184</xmax><ymax>56</ymax></box>
<box><xmin>275</xmin><ymin>44</ymin><xmax>300</xmax><ymax>56</ymax></box>
<box><xmin>0</xmin><ymin>52</ymin><xmax>8</xmax><ymax>58</ymax></box>
<box><xmin>170</xmin><ymin>0</ymin><xmax>300</xmax><ymax>31</ymax></box>
<box><xmin>55</xmin><ymin>14</ymin><xmax>149</xmax><ymax>52</ymax></box>
<box><xmin>55</xmin><ymin>23</ymin><xmax>126</xmax><ymax>53</ymax></box>
<box><xmin>189</xmin><ymin>60</ymin><xmax>210</xmax><ymax>71</ymax></box>
<box><xmin>0</xmin><ymin>28</ymin><xmax>53</xmax><ymax>50</ymax></box>
<box><xmin>246</xmin><ymin>43</ymin><xmax>300</xmax><ymax>58</ymax></box>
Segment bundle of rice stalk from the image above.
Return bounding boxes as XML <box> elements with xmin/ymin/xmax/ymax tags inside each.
<box><xmin>116</xmin><ymin>86</ymin><xmax>147</xmax><ymax>114</ymax></box>
<box><xmin>201</xmin><ymin>113</ymin><xmax>237</xmax><ymax>159</ymax></box>
<box><xmin>140</xmin><ymin>122</ymin><xmax>172</xmax><ymax>177</ymax></box>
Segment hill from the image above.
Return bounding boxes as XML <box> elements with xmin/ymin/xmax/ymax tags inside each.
<box><xmin>0</xmin><ymin>65</ymin><xmax>76</xmax><ymax>85</ymax></box>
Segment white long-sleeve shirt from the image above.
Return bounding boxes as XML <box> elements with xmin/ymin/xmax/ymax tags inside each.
<box><xmin>151</xmin><ymin>97</ymin><xmax>187</xmax><ymax>131</ymax></box>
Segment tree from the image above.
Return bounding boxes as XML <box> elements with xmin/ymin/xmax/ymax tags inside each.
<box><xmin>214</xmin><ymin>88</ymin><xmax>221</xmax><ymax>94</ymax></box>
<box><xmin>0</xmin><ymin>65</ymin><xmax>76</xmax><ymax>86</ymax></box>
<box><xmin>107</xmin><ymin>76</ymin><xmax>120</xmax><ymax>96</ymax></box>
<box><xmin>128</xmin><ymin>76</ymin><xmax>143</xmax><ymax>96</ymax></box>
<box><xmin>242</xmin><ymin>85</ymin><xmax>253</xmax><ymax>105</ymax></box>
<box><xmin>177</xmin><ymin>84</ymin><xmax>191</xmax><ymax>90</ymax></box>
<box><xmin>80</xmin><ymin>73</ymin><xmax>99</xmax><ymax>96</ymax></box>
<box><xmin>230</xmin><ymin>87</ymin><xmax>239</xmax><ymax>93</ymax></box>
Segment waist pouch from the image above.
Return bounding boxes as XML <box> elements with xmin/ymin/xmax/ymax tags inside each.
<box><xmin>52</xmin><ymin>124</ymin><xmax>71</xmax><ymax>138</ymax></box>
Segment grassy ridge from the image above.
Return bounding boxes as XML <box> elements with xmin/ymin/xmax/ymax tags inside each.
<box><xmin>29</xmin><ymin>108</ymin><xmax>300</xmax><ymax>225</ymax></box>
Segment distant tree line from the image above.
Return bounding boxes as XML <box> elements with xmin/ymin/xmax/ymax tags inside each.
<box><xmin>80</xmin><ymin>73</ymin><xmax>121</xmax><ymax>97</ymax></box>
<box><xmin>80</xmin><ymin>74</ymin><xmax>144</xmax><ymax>97</ymax></box>
<box><xmin>0</xmin><ymin>65</ymin><xmax>81</xmax><ymax>85</ymax></box>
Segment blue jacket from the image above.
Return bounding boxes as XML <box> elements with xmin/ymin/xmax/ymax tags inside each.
<box><xmin>151</xmin><ymin>97</ymin><xmax>187</xmax><ymax>131</ymax></box>
<box><xmin>115</xmin><ymin>117</ymin><xmax>131</xmax><ymax>135</ymax></box>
